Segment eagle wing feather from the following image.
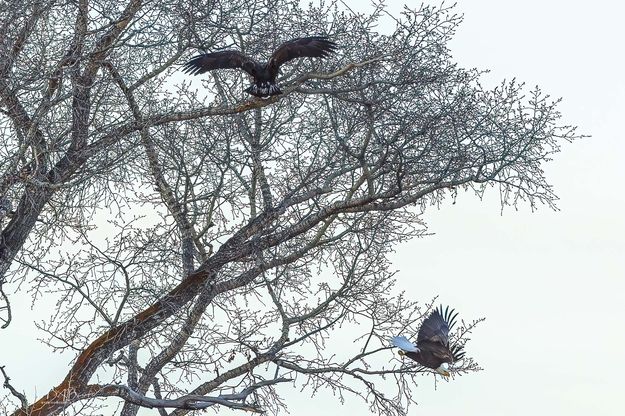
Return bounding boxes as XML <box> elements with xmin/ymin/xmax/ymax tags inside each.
<box><xmin>417</xmin><ymin>306</ymin><xmax>451</xmax><ymax>346</ymax></box>
<box><xmin>182</xmin><ymin>50</ymin><xmax>258</xmax><ymax>77</ymax></box>
<box><xmin>268</xmin><ymin>36</ymin><xmax>337</xmax><ymax>76</ymax></box>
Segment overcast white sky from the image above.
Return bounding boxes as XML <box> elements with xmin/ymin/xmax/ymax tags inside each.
<box><xmin>383</xmin><ymin>1</ymin><xmax>625</xmax><ymax>415</ymax></box>
<box><xmin>292</xmin><ymin>0</ymin><xmax>625</xmax><ymax>414</ymax></box>
<box><xmin>3</xmin><ymin>1</ymin><xmax>625</xmax><ymax>415</ymax></box>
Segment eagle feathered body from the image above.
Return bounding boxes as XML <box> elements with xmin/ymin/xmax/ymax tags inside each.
<box><xmin>402</xmin><ymin>341</ymin><xmax>455</xmax><ymax>369</ymax></box>
<box><xmin>182</xmin><ymin>36</ymin><xmax>337</xmax><ymax>97</ymax></box>
<box><xmin>391</xmin><ymin>306</ymin><xmax>465</xmax><ymax>375</ymax></box>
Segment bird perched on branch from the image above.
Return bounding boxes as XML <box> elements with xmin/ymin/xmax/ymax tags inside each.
<box><xmin>181</xmin><ymin>36</ymin><xmax>338</xmax><ymax>98</ymax></box>
<box><xmin>391</xmin><ymin>305</ymin><xmax>466</xmax><ymax>376</ymax></box>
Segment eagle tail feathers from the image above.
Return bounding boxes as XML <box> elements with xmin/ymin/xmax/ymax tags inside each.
<box><xmin>245</xmin><ymin>82</ymin><xmax>282</xmax><ymax>98</ymax></box>
<box><xmin>391</xmin><ymin>336</ymin><xmax>419</xmax><ymax>352</ymax></box>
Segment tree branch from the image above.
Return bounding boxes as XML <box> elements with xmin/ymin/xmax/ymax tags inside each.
<box><xmin>1</xmin><ymin>365</ymin><xmax>27</xmax><ymax>410</ymax></box>
<box><xmin>85</xmin><ymin>378</ymin><xmax>292</xmax><ymax>412</ymax></box>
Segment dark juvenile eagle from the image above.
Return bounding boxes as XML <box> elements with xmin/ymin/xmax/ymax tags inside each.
<box><xmin>181</xmin><ymin>36</ymin><xmax>337</xmax><ymax>98</ymax></box>
<box><xmin>391</xmin><ymin>305</ymin><xmax>466</xmax><ymax>376</ymax></box>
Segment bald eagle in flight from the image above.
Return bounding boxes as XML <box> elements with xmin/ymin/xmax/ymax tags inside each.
<box><xmin>391</xmin><ymin>305</ymin><xmax>466</xmax><ymax>377</ymax></box>
<box><xmin>181</xmin><ymin>36</ymin><xmax>337</xmax><ymax>98</ymax></box>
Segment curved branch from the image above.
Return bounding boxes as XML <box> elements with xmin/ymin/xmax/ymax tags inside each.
<box><xmin>85</xmin><ymin>377</ymin><xmax>292</xmax><ymax>412</ymax></box>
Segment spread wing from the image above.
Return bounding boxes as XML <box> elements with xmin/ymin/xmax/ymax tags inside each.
<box><xmin>267</xmin><ymin>36</ymin><xmax>337</xmax><ymax>76</ymax></box>
<box><xmin>450</xmin><ymin>343</ymin><xmax>465</xmax><ymax>361</ymax></box>
<box><xmin>417</xmin><ymin>305</ymin><xmax>459</xmax><ymax>347</ymax></box>
<box><xmin>182</xmin><ymin>50</ymin><xmax>258</xmax><ymax>77</ymax></box>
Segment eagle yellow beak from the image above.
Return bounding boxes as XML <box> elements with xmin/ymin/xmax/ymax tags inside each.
<box><xmin>436</xmin><ymin>362</ymin><xmax>451</xmax><ymax>377</ymax></box>
<box><xmin>398</xmin><ymin>350</ymin><xmax>406</xmax><ymax>356</ymax></box>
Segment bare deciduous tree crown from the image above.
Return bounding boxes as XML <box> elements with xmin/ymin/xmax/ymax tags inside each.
<box><xmin>0</xmin><ymin>0</ymin><xmax>578</xmax><ymax>415</ymax></box>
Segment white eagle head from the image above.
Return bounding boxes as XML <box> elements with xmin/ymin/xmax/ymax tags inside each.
<box><xmin>436</xmin><ymin>362</ymin><xmax>450</xmax><ymax>377</ymax></box>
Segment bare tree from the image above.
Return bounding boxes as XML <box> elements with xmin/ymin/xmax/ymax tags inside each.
<box><xmin>0</xmin><ymin>0</ymin><xmax>578</xmax><ymax>415</ymax></box>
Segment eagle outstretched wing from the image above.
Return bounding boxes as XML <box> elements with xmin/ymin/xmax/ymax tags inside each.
<box><xmin>450</xmin><ymin>342</ymin><xmax>465</xmax><ymax>361</ymax></box>
<box><xmin>417</xmin><ymin>305</ymin><xmax>459</xmax><ymax>347</ymax></box>
<box><xmin>268</xmin><ymin>36</ymin><xmax>337</xmax><ymax>75</ymax></box>
<box><xmin>181</xmin><ymin>50</ymin><xmax>258</xmax><ymax>77</ymax></box>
